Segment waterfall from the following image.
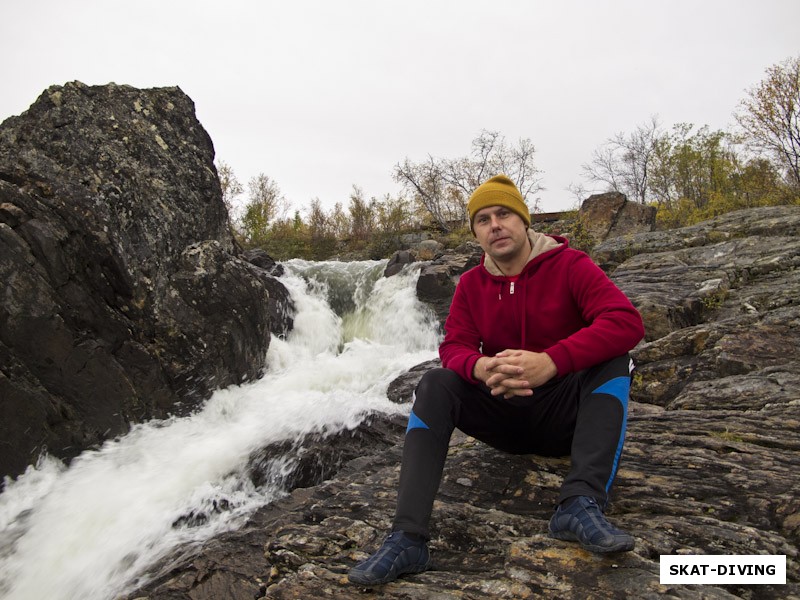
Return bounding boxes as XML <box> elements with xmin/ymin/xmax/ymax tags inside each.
<box><xmin>0</xmin><ymin>260</ymin><xmax>440</xmax><ymax>600</ymax></box>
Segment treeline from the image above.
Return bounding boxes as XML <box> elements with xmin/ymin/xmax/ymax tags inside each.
<box><xmin>219</xmin><ymin>174</ymin><xmax>424</xmax><ymax>260</ymax></box>
<box><xmin>220</xmin><ymin>55</ymin><xmax>799</xmax><ymax>260</ymax></box>
<box><xmin>580</xmin><ymin>55</ymin><xmax>800</xmax><ymax>228</ymax></box>
<box><xmin>219</xmin><ymin>129</ymin><xmax>540</xmax><ymax>260</ymax></box>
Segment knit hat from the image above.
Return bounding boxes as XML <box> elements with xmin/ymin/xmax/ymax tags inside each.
<box><xmin>467</xmin><ymin>174</ymin><xmax>531</xmax><ymax>231</ymax></box>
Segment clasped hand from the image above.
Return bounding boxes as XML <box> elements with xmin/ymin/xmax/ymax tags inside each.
<box><xmin>474</xmin><ymin>350</ymin><xmax>558</xmax><ymax>399</ymax></box>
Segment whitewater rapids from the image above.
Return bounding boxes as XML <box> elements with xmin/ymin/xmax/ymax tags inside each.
<box><xmin>0</xmin><ymin>259</ymin><xmax>440</xmax><ymax>600</ymax></box>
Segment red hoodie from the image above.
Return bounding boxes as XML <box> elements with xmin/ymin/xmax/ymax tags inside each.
<box><xmin>439</xmin><ymin>232</ymin><xmax>644</xmax><ymax>384</ymax></box>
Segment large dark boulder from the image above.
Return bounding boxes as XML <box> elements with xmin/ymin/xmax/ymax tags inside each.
<box><xmin>0</xmin><ymin>82</ymin><xmax>291</xmax><ymax>480</ymax></box>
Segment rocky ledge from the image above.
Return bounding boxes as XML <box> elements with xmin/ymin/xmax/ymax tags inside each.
<box><xmin>129</xmin><ymin>205</ymin><xmax>799</xmax><ymax>599</ymax></box>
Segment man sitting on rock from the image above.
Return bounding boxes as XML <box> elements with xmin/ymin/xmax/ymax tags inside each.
<box><xmin>348</xmin><ymin>174</ymin><xmax>646</xmax><ymax>586</ymax></box>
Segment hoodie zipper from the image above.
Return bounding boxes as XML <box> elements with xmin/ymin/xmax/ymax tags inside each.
<box><xmin>499</xmin><ymin>280</ymin><xmax>516</xmax><ymax>299</ymax></box>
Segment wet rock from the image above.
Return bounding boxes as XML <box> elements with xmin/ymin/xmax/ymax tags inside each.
<box><xmin>245</xmin><ymin>415</ymin><xmax>407</xmax><ymax>493</ymax></box>
<box><xmin>243</xmin><ymin>248</ymin><xmax>285</xmax><ymax>277</ymax></box>
<box><xmin>384</xmin><ymin>249</ymin><xmax>417</xmax><ymax>277</ymax></box>
<box><xmin>0</xmin><ymin>83</ymin><xmax>291</xmax><ymax>479</ymax></box>
<box><xmin>386</xmin><ymin>358</ymin><xmax>441</xmax><ymax>403</ymax></box>
<box><xmin>240</xmin><ymin>248</ymin><xmax>294</xmax><ymax>340</ymax></box>
<box><xmin>415</xmin><ymin>242</ymin><xmax>482</xmax><ymax>326</ymax></box>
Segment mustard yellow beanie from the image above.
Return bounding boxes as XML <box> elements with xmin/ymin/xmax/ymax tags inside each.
<box><xmin>467</xmin><ymin>174</ymin><xmax>531</xmax><ymax>231</ymax></box>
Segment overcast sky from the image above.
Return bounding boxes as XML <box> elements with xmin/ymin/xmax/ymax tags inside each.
<box><xmin>2</xmin><ymin>1</ymin><xmax>798</xmax><ymax>214</ymax></box>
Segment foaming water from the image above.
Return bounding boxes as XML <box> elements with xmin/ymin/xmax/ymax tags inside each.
<box><xmin>0</xmin><ymin>260</ymin><xmax>439</xmax><ymax>600</ymax></box>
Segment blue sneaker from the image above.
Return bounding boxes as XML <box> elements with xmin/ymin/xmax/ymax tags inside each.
<box><xmin>549</xmin><ymin>496</ymin><xmax>635</xmax><ymax>553</ymax></box>
<box><xmin>348</xmin><ymin>531</ymin><xmax>431</xmax><ymax>586</ymax></box>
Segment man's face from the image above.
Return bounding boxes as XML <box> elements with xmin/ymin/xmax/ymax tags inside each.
<box><xmin>472</xmin><ymin>206</ymin><xmax>529</xmax><ymax>264</ymax></box>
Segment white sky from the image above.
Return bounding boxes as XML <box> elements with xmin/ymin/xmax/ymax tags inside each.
<box><xmin>2</xmin><ymin>0</ymin><xmax>798</xmax><ymax>213</ymax></box>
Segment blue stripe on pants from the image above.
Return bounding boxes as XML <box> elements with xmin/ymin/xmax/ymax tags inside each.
<box><xmin>406</xmin><ymin>409</ymin><xmax>430</xmax><ymax>433</ymax></box>
<box><xmin>591</xmin><ymin>376</ymin><xmax>630</xmax><ymax>493</ymax></box>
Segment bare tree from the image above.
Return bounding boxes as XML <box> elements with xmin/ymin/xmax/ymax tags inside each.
<box><xmin>394</xmin><ymin>156</ymin><xmax>459</xmax><ymax>231</ymax></box>
<box><xmin>735</xmin><ymin>55</ymin><xmax>800</xmax><ymax>187</ymax></box>
<box><xmin>394</xmin><ymin>130</ymin><xmax>543</xmax><ymax>231</ymax></box>
<box><xmin>582</xmin><ymin>116</ymin><xmax>664</xmax><ymax>203</ymax></box>
<box><xmin>566</xmin><ymin>182</ymin><xmax>590</xmax><ymax>208</ymax></box>
<box><xmin>582</xmin><ymin>145</ymin><xmax>624</xmax><ymax>196</ymax></box>
<box><xmin>442</xmin><ymin>130</ymin><xmax>501</xmax><ymax>200</ymax></box>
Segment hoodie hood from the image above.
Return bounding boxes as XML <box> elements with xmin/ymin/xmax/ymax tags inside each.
<box><xmin>482</xmin><ymin>230</ymin><xmax>565</xmax><ymax>277</ymax></box>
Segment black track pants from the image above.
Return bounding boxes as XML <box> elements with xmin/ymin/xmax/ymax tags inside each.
<box><xmin>392</xmin><ymin>355</ymin><xmax>632</xmax><ymax>539</ymax></box>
